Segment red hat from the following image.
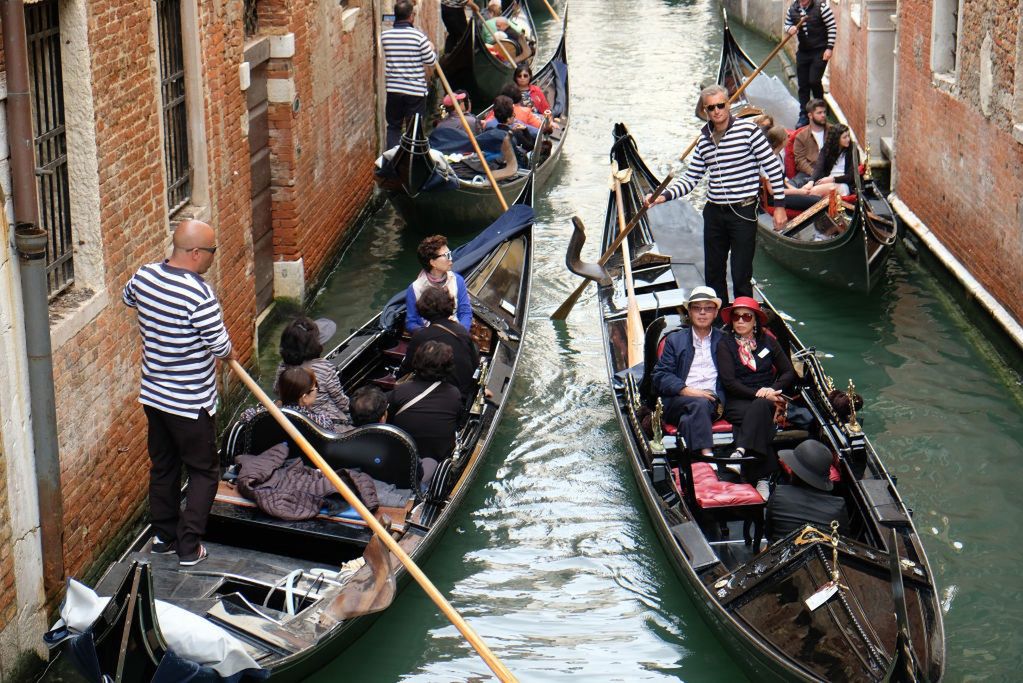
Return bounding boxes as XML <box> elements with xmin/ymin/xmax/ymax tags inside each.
<box><xmin>442</xmin><ymin>91</ymin><xmax>467</xmax><ymax>108</ymax></box>
<box><xmin>720</xmin><ymin>296</ymin><xmax>768</xmax><ymax>325</ymax></box>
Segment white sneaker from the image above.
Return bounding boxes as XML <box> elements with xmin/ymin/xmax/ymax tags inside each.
<box><xmin>756</xmin><ymin>480</ymin><xmax>771</xmax><ymax>501</ymax></box>
<box><xmin>725</xmin><ymin>463</ymin><xmax>742</xmax><ymax>476</ymax></box>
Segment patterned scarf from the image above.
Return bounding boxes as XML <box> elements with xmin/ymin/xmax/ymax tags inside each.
<box><xmin>735</xmin><ymin>334</ymin><xmax>758</xmax><ymax>372</ymax></box>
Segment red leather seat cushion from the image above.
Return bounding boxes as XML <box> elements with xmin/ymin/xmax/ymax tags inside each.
<box><xmin>841</xmin><ymin>194</ymin><xmax>857</xmax><ymax>203</ymax></box>
<box><xmin>662</xmin><ymin>419</ymin><xmax>732</xmax><ymax>436</ymax></box>
<box><xmin>784</xmin><ymin>127</ymin><xmax>802</xmax><ymax>179</ymax></box>
<box><xmin>691</xmin><ymin>462</ymin><xmax>763</xmax><ymax>508</ymax></box>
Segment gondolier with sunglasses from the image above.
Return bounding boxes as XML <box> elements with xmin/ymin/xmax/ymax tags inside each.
<box><xmin>122</xmin><ymin>220</ymin><xmax>235</xmax><ymax>567</ymax></box>
<box><xmin>650</xmin><ymin>85</ymin><xmax>787</xmax><ymax>304</ymax></box>
<box><xmin>785</xmin><ymin>0</ymin><xmax>836</xmax><ymax>127</ymax></box>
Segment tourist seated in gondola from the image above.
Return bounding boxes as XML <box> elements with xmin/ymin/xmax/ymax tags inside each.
<box><xmin>483</xmin><ymin>85</ymin><xmax>550</xmax><ymax>140</ymax></box>
<box><xmin>388</xmin><ymin>341</ymin><xmax>464</xmax><ymax>488</ymax></box>
<box><xmin>434</xmin><ymin>90</ymin><xmax>480</xmax><ymax>134</ymax></box>
<box><xmin>400</xmin><ymin>286</ymin><xmax>480</xmax><ymax>399</ymax></box>
<box><xmin>764</xmin><ymin>125</ymin><xmax>827</xmax><ymax>213</ymax></box>
<box><xmin>651</xmin><ymin>286</ymin><xmax>725</xmax><ymax>459</ymax></box>
<box><xmin>480</xmin><ymin>95</ymin><xmax>531</xmax><ymax>167</ymax></box>
<box><xmin>350</xmin><ymin>385</ymin><xmax>388</xmax><ymax>426</ymax></box>
<box><xmin>715</xmin><ymin>297</ymin><xmax>796</xmax><ymax>501</ymax></box>
<box><xmin>275</xmin><ymin>316</ymin><xmax>354</xmax><ymax>431</ymax></box>
<box><xmin>792</xmin><ymin>98</ymin><xmax>829</xmax><ymax>186</ymax></box>
<box><xmin>405</xmin><ymin>234</ymin><xmax>473</xmax><ymax>332</ymax></box>
<box><xmin>810</xmin><ymin>123</ymin><xmax>853</xmax><ymax>197</ymax></box>
<box><xmin>752</xmin><ymin>113</ymin><xmax>774</xmax><ymax>134</ymax></box>
<box><xmin>243</xmin><ymin>366</ymin><xmax>340</xmax><ymax>432</ymax></box>
<box><xmin>766</xmin><ymin>439</ymin><xmax>850</xmax><ymax>543</ymax></box>
<box><xmin>482</xmin><ymin>0</ymin><xmax>527</xmax><ymax>56</ymax></box>
<box><xmin>513</xmin><ymin>65</ymin><xmax>559</xmax><ymax>124</ymax></box>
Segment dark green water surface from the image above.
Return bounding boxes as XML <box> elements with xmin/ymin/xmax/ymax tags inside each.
<box><xmin>289</xmin><ymin>2</ymin><xmax>1023</xmax><ymax>679</ymax></box>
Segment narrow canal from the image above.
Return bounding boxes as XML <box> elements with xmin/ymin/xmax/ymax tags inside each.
<box><xmin>278</xmin><ymin>1</ymin><xmax>1023</xmax><ymax>679</ymax></box>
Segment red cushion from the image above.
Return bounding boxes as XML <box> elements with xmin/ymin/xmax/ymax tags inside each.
<box><xmin>691</xmin><ymin>462</ymin><xmax>764</xmax><ymax>508</ymax></box>
<box><xmin>829</xmin><ymin>465</ymin><xmax>841</xmax><ymax>482</ymax></box>
<box><xmin>784</xmin><ymin>127</ymin><xmax>803</xmax><ymax>179</ymax></box>
<box><xmin>712</xmin><ymin>419</ymin><xmax>732</xmax><ymax>433</ymax></box>
<box><xmin>663</xmin><ymin>422</ymin><xmax>677</xmax><ymax>435</ymax></box>
<box><xmin>841</xmin><ymin>194</ymin><xmax>857</xmax><ymax>203</ymax></box>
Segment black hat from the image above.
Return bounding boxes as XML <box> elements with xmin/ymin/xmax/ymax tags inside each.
<box><xmin>778</xmin><ymin>439</ymin><xmax>834</xmax><ymax>491</ymax></box>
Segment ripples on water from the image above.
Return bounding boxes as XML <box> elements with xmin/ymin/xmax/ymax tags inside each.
<box><xmin>298</xmin><ymin>1</ymin><xmax>1023</xmax><ymax>680</ymax></box>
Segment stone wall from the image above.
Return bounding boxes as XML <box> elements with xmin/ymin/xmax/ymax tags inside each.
<box><xmin>721</xmin><ymin>0</ymin><xmax>786</xmax><ymax>41</ymax></box>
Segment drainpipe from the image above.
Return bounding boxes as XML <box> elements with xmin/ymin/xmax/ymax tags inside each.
<box><xmin>4</xmin><ymin>0</ymin><xmax>66</xmax><ymax>593</ymax></box>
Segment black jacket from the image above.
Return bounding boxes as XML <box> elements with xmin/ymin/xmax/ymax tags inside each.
<box><xmin>766</xmin><ymin>483</ymin><xmax>849</xmax><ymax>543</ymax></box>
<box><xmin>785</xmin><ymin>0</ymin><xmax>836</xmax><ymax>52</ymax></box>
<box><xmin>388</xmin><ymin>379</ymin><xmax>463</xmax><ymax>461</ymax></box>
<box><xmin>398</xmin><ymin>320</ymin><xmax>480</xmax><ymax>398</ymax></box>
<box><xmin>716</xmin><ymin>332</ymin><xmax>796</xmax><ymax>400</ymax></box>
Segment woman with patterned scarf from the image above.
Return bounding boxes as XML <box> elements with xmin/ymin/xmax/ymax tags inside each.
<box><xmin>715</xmin><ymin>297</ymin><xmax>796</xmax><ymax>500</ymax></box>
<box><xmin>405</xmin><ymin>234</ymin><xmax>473</xmax><ymax>333</ymax></box>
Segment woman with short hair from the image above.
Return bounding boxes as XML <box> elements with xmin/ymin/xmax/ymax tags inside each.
<box><xmin>405</xmin><ymin>235</ymin><xmax>473</xmax><ymax>332</ymax></box>
<box><xmin>275</xmin><ymin>316</ymin><xmax>353</xmax><ymax>432</ymax></box>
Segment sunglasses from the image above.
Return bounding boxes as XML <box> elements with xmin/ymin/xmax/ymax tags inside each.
<box><xmin>193</xmin><ymin>245</ymin><xmax>217</xmax><ymax>254</ymax></box>
<box><xmin>732</xmin><ymin>312</ymin><xmax>755</xmax><ymax>323</ymax></box>
<box><xmin>435</xmin><ymin>250</ymin><xmax>453</xmax><ymax>260</ymax></box>
<box><xmin>705</xmin><ymin>102</ymin><xmax>728</xmax><ymax>112</ymax></box>
<box><xmin>689</xmin><ymin>305</ymin><xmax>717</xmax><ymax>314</ymax></box>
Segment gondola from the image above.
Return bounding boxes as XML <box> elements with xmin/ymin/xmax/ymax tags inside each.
<box><xmin>378</xmin><ymin>16</ymin><xmax>568</xmax><ymax>234</ymax></box>
<box><xmin>439</xmin><ymin>0</ymin><xmax>539</xmax><ymax>107</ymax></box>
<box><xmin>714</xmin><ymin>12</ymin><xmax>898</xmax><ymax>293</ymax></box>
<box><xmin>38</xmin><ymin>178</ymin><xmax>535</xmax><ymax>682</ymax></box>
<box><xmin>567</xmin><ymin>123</ymin><xmax>944</xmax><ymax>682</ymax></box>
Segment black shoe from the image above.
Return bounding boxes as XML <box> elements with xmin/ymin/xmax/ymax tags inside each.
<box><xmin>151</xmin><ymin>537</ymin><xmax>176</xmax><ymax>555</ymax></box>
<box><xmin>179</xmin><ymin>545</ymin><xmax>208</xmax><ymax>566</ymax></box>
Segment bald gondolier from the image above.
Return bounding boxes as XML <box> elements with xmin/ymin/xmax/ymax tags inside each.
<box><xmin>651</xmin><ymin>85</ymin><xmax>787</xmax><ymax>303</ymax></box>
<box><xmin>785</xmin><ymin>0</ymin><xmax>836</xmax><ymax>127</ymax></box>
<box><xmin>382</xmin><ymin>0</ymin><xmax>438</xmax><ymax>149</ymax></box>
<box><xmin>122</xmin><ymin>219</ymin><xmax>235</xmax><ymax>566</ymax></box>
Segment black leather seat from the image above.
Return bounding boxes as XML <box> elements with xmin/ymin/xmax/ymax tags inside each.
<box><xmin>638</xmin><ymin>313</ymin><xmax>684</xmax><ymax>408</ymax></box>
<box><xmin>225</xmin><ymin>409</ymin><xmax>419</xmax><ymax>491</ymax></box>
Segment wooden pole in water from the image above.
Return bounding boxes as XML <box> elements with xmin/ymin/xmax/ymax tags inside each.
<box><xmin>612</xmin><ymin>162</ymin><xmax>644</xmax><ymax>367</ymax></box>
<box><xmin>539</xmin><ymin>0</ymin><xmax>560</xmax><ymax>22</ymax></box>
<box><xmin>228</xmin><ymin>360</ymin><xmax>518</xmax><ymax>683</ymax></box>
<box><xmin>434</xmin><ymin>61</ymin><xmax>509</xmax><ymax>212</ymax></box>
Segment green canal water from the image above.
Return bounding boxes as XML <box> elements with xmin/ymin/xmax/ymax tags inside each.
<box><xmin>265</xmin><ymin>1</ymin><xmax>1023</xmax><ymax>679</ymax></box>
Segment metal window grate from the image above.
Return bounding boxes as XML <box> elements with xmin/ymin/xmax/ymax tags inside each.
<box><xmin>244</xmin><ymin>0</ymin><xmax>259</xmax><ymax>37</ymax></box>
<box><xmin>156</xmin><ymin>0</ymin><xmax>191</xmax><ymax>213</ymax></box>
<box><xmin>26</xmin><ymin>0</ymin><xmax>74</xmax><ymax>298</ymax></box>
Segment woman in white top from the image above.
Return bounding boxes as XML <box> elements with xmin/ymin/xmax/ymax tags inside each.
<box><xmin>811</xmin><ymin>124</ymin><xmax>854</xmax><ymax>197</ymax></box>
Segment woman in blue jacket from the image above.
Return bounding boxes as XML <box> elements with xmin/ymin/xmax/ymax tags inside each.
<box><xmin>405</xmin><ymin>234</ymin><xmax>472</xmax><ymax>332</ymax></box>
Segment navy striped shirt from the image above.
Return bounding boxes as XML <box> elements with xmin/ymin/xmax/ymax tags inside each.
<box><xmin>784</xmin><ymin>0</ymin><xmax>836</xmax><ymax>51</ymax></box>
<box><xmin>123</xmin><ymin>262</ymin><xmax>233</xmax><ymax>418</ymax></box>
<box><xmin>666</xmin><ymin>117</ymin><xmax>786</xmax><ymax>207</ymax></box>
<box><xmin>381</xmin><ymin>22</ymin><xmax>437</xmax><ymax>97</ymax></box>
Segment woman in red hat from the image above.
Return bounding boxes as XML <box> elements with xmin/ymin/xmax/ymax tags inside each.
<box><xmin>715</xmin><ymin>297</ymin><xmax>796</xmax><ymax>500</ymax></box>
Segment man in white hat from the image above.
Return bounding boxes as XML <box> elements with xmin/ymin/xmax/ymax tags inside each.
<box><xmin>651</xmin><ymin>286</ymin><xmax>724</xmax><ymax>457</ymax></box>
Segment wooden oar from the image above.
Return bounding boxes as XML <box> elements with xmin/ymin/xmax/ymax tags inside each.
<box><xmin>612</xmin><ymin>162</ymin><xmax>644</xmax><ymax>367</ymax></box>
<box><xmin>678</xmin><ymin>15</ymin><xmax>805</xmax><ymax>161</ymax></box>
<box><xmin>434</xmin><ymin>61</ymin><xmax>509</xmax><ymax>212</ymax></box>
<box><xmin>539</xmin><ymin>0</ymin><xmax>560</xmax><ymax>22</ymax></box>
<box><xmin>472</xmin><ymin>6</ymin><xmax>517</xmax><ymax>67</ymax></box>
<box><xmin>227</xmin><ymin>360</ymin><xmax>517</xmax><ymax>683</ymax></box>
<box><xmin>550</xmin><ymin>173</ymin><xmax>672</xmax><ymax>321</ymax></box>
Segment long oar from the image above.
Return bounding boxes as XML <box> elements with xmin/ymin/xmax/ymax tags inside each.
<box><xmin>434</xmin><ymin>61</ymin><xmax>509</xmax><ymax>212</ymax></box>
<box><xmin>612</xmin><ymin>162</ymin><xmax>644</xmax><ymax>367</ymax></box>
<box><xmin>550</xmin><ymin>173</ymin><xmax>672</xmax><ymax>320</ymax></box>
<box><xmin>539</xmin><ymin>0</ymin><xmax>560</xmax><ymax>22</ymax></box>
<box><xmin>472</xmin><ymin>6</ymin><xmax>517</xmax><ymax>67</ymax></box>
<box><xmin>228</xmin><ymin>360</ymin><xmax>517</xmax><ymax>682</ymax></box>
<box><xmin>678</xmin><ymin>15</ymin><xmax>805</xmax><ymax>161</ymax></box>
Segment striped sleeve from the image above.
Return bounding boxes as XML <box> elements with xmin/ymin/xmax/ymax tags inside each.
<box><xmin>665</xmin><ymin>142</ymin><xmax>709</xmax><ymax>201</ymax></box>
<box><xmin>749</xmin><ymin>126</ymin><xmax>786</xmax><ymax>206</ymax></box>
<box><xmin>420</xmin><ymin>34</ymin><xmax>437</xmax><ymax>66</ymax></box>
<box><xmin>122</xmin><ymin>278</ymin><xmax>137</xmax><ymax>308</ymax></box>
<box><xmin>783</xmin><ymin>2</ymin><xmax>798</xmax><ymax>32</ymax></box>
<box><xmin>191</xmin><ymin>297</ymin><xmax>233</xmax><ymax>358</ymax></box>
<box><xmin>822</xmin><ymin>2</ymin><xmax>836</xmax><ymax>49</ymax></box>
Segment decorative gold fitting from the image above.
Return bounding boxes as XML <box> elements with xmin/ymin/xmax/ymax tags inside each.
<box><xmin>845</xmin><ymin>378</ymin><xmax>862</xmax><ymax>434</ymax></box>
<box><xmin>651</xmin><ymin>398</ymin><xmax>666</xmax><ymax>454</ymax></box>
<box><xmin>863</xmin><ymin>142</ymin><xmax>873</xmax><ymax>181</ymax></box>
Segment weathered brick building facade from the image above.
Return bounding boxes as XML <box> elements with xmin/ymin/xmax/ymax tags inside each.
<box><xmin>0</xmin><ymin>0</ymin><xmax>441</xmax><ymax>675</ymax></box>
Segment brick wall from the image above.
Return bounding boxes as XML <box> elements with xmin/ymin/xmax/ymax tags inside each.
<box><xmin>826</xmin><ymin>2</ymin><xmax>868</xmax><ymax>143</ymax></box>
<box><xmin>893</xmin><ymin>0</ymin><xmax>1023</xmax><ymax>322</ymax></box>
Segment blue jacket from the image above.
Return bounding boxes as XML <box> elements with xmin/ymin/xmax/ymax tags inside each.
<box><xmin>651</xmin><ymin>327</ymin><xmax>726</xmax><ymax>404</ymax></box>
<box><xmin>405</xmin><ymin>272</ymin><xmax>473</xmax><ymax>332</ymax></box>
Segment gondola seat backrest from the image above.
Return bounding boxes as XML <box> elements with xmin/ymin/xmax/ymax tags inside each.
<box><xmin>233</xmin><ymin>409</ymin><xmax>420</xmax><ymax>490</ymax></box>
<box><xmin>784</xmin><ymin>126</ymin><xmax>802</xmax><ymax>179</ymax></box>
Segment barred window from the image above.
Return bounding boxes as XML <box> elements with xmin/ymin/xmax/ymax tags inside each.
<box><xmin>156</xmin><ymin>0</ymin><xmax>191</xmax><ymax>213</ymax></box>
<box><xmin>244</xmin><ymin>0</ymin><xmax>259</xmax><ymax>37</ymax></box>
<box><xmin>26</xmin><ymin>0</ymin><xmax>74</xmax><ymax>298</ymax></box>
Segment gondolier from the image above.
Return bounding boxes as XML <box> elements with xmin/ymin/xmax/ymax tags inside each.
<box><xmin>382</xmin><ymin>0</ymin><xmax>437</xmax><ymax>149</ymax></box>
<box><xmin>122</xmin><ymin>219</ymin><xmax>235</xmax><ymax>567</ymax></box>
<box><xmin>785</xmin><ymin>0</ymin><xmax>836</xmax><ymax>127</ymax></box>
<box><xmin>440</xmin><ymin>0</ymin><xmax>478</xmax><ymax>54</ymax></box>
<box><xmin>652</xmin><ymin>84</ymin><xmax>786</xmax><ymax>303</ymax></box>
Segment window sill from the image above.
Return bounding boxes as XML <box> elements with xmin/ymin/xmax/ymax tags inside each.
<box><xmin>50</xmin><ymin>287</ymin><xmax>107</xmax><ymax>351</ymax></box>
<box><xmin>932</xmin><ymin>72</ymin><xmax>957</xmax><ymax>95</ymax></box>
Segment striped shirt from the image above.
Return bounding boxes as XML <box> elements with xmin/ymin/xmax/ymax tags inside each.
<box><xmin>784</xmin><ymin>0</ymin><xmax>836</xmax><ymax>51</ymax></box>
<box><xmin>381</xmin><ymin>21</ymin><xmax>437</xmax><ymax>97</ymax></box>
<box><xmin>440</xmin><ymin>0</ymin><xmax>468</xmax><ymax>7</ymax></box>
<box><xmin>123</xmin><ymin>262</ymin><xmax>233</xmax><ymax>418</ymax></box>
<box><xmin>666</xmin><ymin>117</ymin><xmax>786</xmax><ymax>206</ymax></box>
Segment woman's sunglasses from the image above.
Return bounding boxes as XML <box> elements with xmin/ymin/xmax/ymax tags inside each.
<box><xmin>732</xmin><ymin>312</ymin><xmax>755</xmax><ymax>323</ymax></box>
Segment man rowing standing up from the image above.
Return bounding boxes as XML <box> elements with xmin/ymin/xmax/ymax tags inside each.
<box><xmin>381</xmin><ymin>0</ymin><xmax>437</xmax><ymax>149</ymax></box>
<box><xmin>785</xmin><ymin>0</ymin><xmax>836</xmax><ymax>127</ymax></box>
<box><xmin>651</xmin><ymin>286</ymin><xmax>725</xmax><ymax>460</ymax></box>
<box><xmin>122</xmin><ymin>220</ymin><xmax>235</xmax><ymax>567</ymax></box>
<box><xmin>650</xmin><ymin>85</ymin><xmax>787</xmax><ymax>304</ymax></box>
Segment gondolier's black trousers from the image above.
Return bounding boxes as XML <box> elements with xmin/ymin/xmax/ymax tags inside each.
<box><xmin>144</xmin><ymin>406</ymin><xmax>220</xmax><ymax>560</ymax></box>
<box><xmin>385</xmin><ymin>92</ymin><xmax>428</xmax><ymax>150</ymax></box>
<box><xmin>441</xmin><ymin>4</ymin><xmax>469</xmax><ymax>54</ymax></box>
<box><xmin>796</xmin><ymin>48</ymin><xmax>828</xmax><ymax>123</ymax></box>
<box><xmin>703</xmin><ymin>200</ymin><xmax>758</xmax><ymax>304</ymax></box>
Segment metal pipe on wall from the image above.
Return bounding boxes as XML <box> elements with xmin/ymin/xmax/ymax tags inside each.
<box><xmin>3</xmin><ymin>0</ymin><xmax>66</xmax><ymax>594</ymax></box>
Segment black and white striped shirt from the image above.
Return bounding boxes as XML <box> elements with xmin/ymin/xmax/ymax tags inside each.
<box><xmin>381</xmin><ymin>22</ymin><xmax>437</xmax><ymax>97</ymax></box>
<box><xmin>666</xmin><ymin>117</ymin><xmax>786</xmax><ymax>206</ymax></box>
<box><xmin>784</xmin><ymin>0</ymin><xmax>836</xmax><ymax>51</ymax></box>
<box><xmin>123</xmin><ymin>262</ymin><xmax>233</xmax><ymax>419</ymax></box>
<box><xmin>440</xmin><ymin>0</ymin><xmax>468</xmax><ymax>7</ymax></box>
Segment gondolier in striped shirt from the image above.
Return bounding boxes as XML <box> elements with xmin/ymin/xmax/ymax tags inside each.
<box><xmin>440</xmin><ymin>0</ymin><xmax>478</xmax><ymax>54</ymax></box>
<box><xmin>122</xmin><ymin>219</ymin><xmax>235</xmax><ymax>566</ymax></box>
<box><xmin>651</xmin><ymin>85</ymin><xmax>787</xmax><ymax>304</ymax></box>
<box><xmin>785</xmin><ymin>0</ymin><xmax>836</xmax><ymax>127</ymax></box>
<box><xmin>381</xmin><ymin>0</ymin><xmax>437</xmax><ymax>149</ymax></box>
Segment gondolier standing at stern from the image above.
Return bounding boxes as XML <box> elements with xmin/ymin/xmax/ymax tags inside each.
<box><xmin>381</xmin><ymin>0</ymin><xmax>438</xmax><ymax>149</ymax></box>
<box><xmin>785</xmin><ymin>0</ymin><xmax>836</xmax><ymax>127</ymax></box>
<box><xmin>122</xmin><ymin>220</ymin><xmax>235</xmax><ymax>567</ymax></box>
<box><xmin>650</xmin><ymin>85</ymin><xmax>787</xmax><ymax>304</ymax></box>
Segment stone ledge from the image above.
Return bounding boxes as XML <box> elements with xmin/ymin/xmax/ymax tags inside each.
<box><xmin>50</xmin><ymin>288</ymin><xmax>108</xmax><ymax>351</ymax></box>
<box><xmin>341</xmin><ymin>7</ymin><xmax>360</xmax><ymax>33</ymax></box>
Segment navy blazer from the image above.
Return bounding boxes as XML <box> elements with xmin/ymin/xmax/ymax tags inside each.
<box><xmin>651</xmin><ymin>327</ymin><xmax>726</xmax><ymax>404</ymax></box>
